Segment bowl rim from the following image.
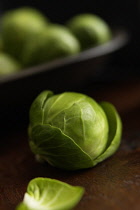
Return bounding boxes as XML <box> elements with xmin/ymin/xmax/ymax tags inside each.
<box><xmin>0</xmin><ymin>28</ymin><xmax>129</xmax><ymax>85</ymax></box>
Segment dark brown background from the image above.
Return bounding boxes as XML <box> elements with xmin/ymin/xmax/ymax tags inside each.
<box><xmin>0</xmin><ymin>1</ymin><xmax>140</xmax><ymax>210</ymax></box>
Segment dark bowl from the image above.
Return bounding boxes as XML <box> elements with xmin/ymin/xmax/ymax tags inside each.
<box><xmin>0</xmin><ymin>29</ymin><xmax>129</xmax><ymax>130</ymax></box>
<box><xmin>0</xmin><ymin>29</ymin><xmax>128</xmax><ymax>98</ymax></box>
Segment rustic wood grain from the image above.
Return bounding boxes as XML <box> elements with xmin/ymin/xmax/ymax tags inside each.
<box><xmin>1</xmin><ymin>79</ymin><xmax>140</xmax><ymax>210</ymax></box>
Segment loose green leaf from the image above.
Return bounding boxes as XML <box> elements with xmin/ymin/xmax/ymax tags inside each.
<box><xmin>16</xmin><ymin>177</ymin><xmax>84</xmax><ymax>210</ymax></box>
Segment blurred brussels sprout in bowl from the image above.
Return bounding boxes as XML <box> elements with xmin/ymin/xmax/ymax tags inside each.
<box><xmin>0</xmin><ymin>36</ymin><xmax>3</xmax><ymax>51</ymax></box>
<box><xmin>1</xmin><ymin>7</ymin><xmax>48</xmax><ymax>60</ymax></box>
<box><xmin>29</xmin><ymin>90</ymin><xmax>122</xmax><ymax>171</ymax></box>
<box><xmin>22</xmin><ymin>24</ymin><xmax>80</xmax><ymax>67</ymax></box>
<box><xmin>0</xmin><ymin>53</ymin><xmax>21</xmax><ymax>76</ymax></box>
<box><xmin>0</xmin><ymin>7</ymin><xmax>128</xmax><ymax>83</ymax></box>
<box><xmin>67</xmin><ymin>13</ymin><xmax>112</xmax><ymax>50</ymax></box>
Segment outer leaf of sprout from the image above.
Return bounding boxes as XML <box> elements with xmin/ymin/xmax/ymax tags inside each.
<box><xmin>30</xmin><ymin>124</ymin><xmax>93</xmax><ymax>170</ymax></box>
<box><xmin>92</xmin><ymin>102</ymin><xmax>122</xmax><ymax>166</ymax></box>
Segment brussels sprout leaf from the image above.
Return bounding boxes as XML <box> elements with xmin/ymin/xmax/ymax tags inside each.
<box><xmin>30</xmin><ymin>124</ymin><xmax>93</xmax><ymax>170</ymax></box>
<box><xmin>16</xmin><ymin>177</ymin><xmax>84</xmax><ymax>210</ymax></box>
<box><xmin>92</xmin><ymin>102</ymin><xmax>122</xmax><ymax>166</ymax></box>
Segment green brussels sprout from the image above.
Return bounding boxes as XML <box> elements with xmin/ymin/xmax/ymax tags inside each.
<box><xmin>16</xmin><ymin>177</ymin><xmax>84</xmax><ymax>210</ymax></box>
<box><xmin>67</xmin><ymin>13</ymin><xmax>112</xmax><ymax>49</ymax></box>
<box><xmin>1</xmin><ymin>7</ymin><xmax>48</xmax><ymax>60</ymax></box>
<box><xmin>22</xmin><ymin>24</ymin><xmax>80</xmax><ymax>67</ymax></box>
<box><xmin>29</xmin><ymin>90</ymin><xmax>122</xmax><ymax>170</ymax></box>
<box><xmin>0</xmin><ymin>36</ymin><xmax>3</xmax><ymax>51</ymax></box>
<box><xmin>0</xmin><ymin>53</ymin><xmax>21</xmax><ymax>76</ymax></box>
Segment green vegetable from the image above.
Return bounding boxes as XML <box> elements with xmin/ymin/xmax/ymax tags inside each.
<box><xmin>16</xmin><ymin>177</ymin><xmax>84</xmax><ymax>210</ymax></box>
<box><xmin>0</xmin><ymin>53</ymin><xmax>21</xmax><ymax>76</ymax></box>
<box><xmin>29</xmin><ymin>90</ymin><xmax>122</xmax><ymax>170</ymax></box>
<box><xmin>1</xmin><ymin>7</ymin><xmax>48</xmax><ymax>60</ymax></box>
<box><xmin>67</xmin><ymin>13</ymin><xmax>112</xmax><ymax>49</ymax></box>
<box><xmin>0</xmin><ymin>36</ymin><xmax>3</xmax><ymax>51</ymax></box>
<box><xmin>22</xmin><ymin>24</ymin><xmax>80</xmax><ymax>67</ymax></box>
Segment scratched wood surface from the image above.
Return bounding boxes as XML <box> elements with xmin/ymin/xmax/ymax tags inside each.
<box><xmin>1</xmin><ymin>79</ymin><xmax>140</xmax><ymax>210</ymax></box>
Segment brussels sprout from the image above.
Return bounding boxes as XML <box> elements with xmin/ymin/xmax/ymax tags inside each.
<box><xmin>22</xmin><ymin>24</ymin><xmax>80</xmax><ymax>66</ymax></box>
<box><xmin>0</xmin><ymin>36</ymin><xmax>3</xmax><ymax>51</ymax></box>
<box><xmin>16</xmin><ymin>177</ymin><xmax>84</xmax><ymax>210</ymax></box>
<box><xmin>67</xmin><ymin>13</ymin><xmax>112</xmax><ymax>49</ymax></box>
<box><xmin>1</xmin><ymin>7</ymin><xmax>48</xmax><ymax>60</ymax></box>
<box><xmin>29</xmin><ymin>90</ymin><xmax>122</xmax><ymax>170</ymax></box>
<box><xmin>0</xmin><ymin>53</ymin><xmax>21</xmax><ymax>76</ymax></box>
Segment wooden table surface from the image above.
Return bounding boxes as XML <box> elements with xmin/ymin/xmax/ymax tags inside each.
<box><xmin>1</xmin><ymin>78</ymin><xmax>140</xmax><ymax>210</ymax></box>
